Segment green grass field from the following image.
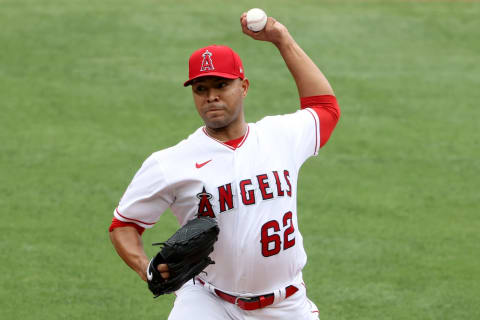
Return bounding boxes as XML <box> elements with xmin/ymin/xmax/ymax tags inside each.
<box><xmin>1</xmin><ymin>0</ymin><xmax>479</xmax><ymax>319</ymax></box>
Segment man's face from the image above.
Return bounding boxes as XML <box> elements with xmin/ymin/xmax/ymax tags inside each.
<box><xmin>191</xmin><ymin>76</ymin><xmax>249</xmax><ymax>130</ymax></box>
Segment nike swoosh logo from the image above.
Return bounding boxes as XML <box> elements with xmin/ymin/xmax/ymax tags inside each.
<box><xmin>196</xmin><ymin>159</ymin><xmax>212</xmax><ymax>169</ymax></box>
<box><xmin>146</xmin><ymin>259</ymin><xmax>153</xmax><ymax>281</ymax></box>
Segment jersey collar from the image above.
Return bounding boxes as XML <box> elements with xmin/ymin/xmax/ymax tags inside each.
<box><xmin>202</xmin><ymin>125</ymin><xmax>250</xmax><ymax>151</ymax></box>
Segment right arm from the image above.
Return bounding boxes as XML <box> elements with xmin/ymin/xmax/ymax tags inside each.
<box><xmin>109</xmin><ymin>155</ymin><xmax>172</xmax><ymax>281</ymax></box>
<box><xmin>110</xmin><ymin>226</ymin><xmax>150</xmax><ymax>281</ymax></box>
<box><xmin>109</xmin><ymin>222</ymin><xmax>171</xmax><ymax>281</ymax></box>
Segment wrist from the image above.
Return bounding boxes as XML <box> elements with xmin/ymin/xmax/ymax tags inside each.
<box><xmin>273</xmin><ymin>31</ymin><xmax>295</xmax><ymax>50</ymax></box>
<box><xmin>137</xmin><ymin>258</ymin><xmax>150</xmax><ymax>282</ymax></box>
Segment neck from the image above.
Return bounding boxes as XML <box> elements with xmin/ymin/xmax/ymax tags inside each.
<box><xmin>205</xmin><ymin>121</ymin><xmax>248</xmax><ymax>142</ymax></box>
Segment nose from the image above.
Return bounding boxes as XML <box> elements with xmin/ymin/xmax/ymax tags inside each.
<box><xmin>206</xmin><ymin>89</ymin><xmax>219</xmax><ymax>103</ymax></box>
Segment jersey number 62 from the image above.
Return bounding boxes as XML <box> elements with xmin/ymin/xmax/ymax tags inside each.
<box><xmin>260</xmin><ymin>211</ymin><xmax>295</xmax><ymax>257</ymax></box>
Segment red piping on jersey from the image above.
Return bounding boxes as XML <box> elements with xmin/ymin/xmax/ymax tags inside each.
<box><xmin>304</xmin><ymin>108</ymin><xmax>319</xmax><ymax>154</ymax></box>
<box><xmin>115</xmin><ymin>208</ymin><xmax>155</xmax><ymax>225</ymax></box>
<box><xmin>202</xmin><ymin>125</ymin><xmax>250</xmax><ymax>150</ymax></box>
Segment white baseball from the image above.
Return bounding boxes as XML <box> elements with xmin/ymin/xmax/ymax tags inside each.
<box><xmin>246</xmin><ymin>8</ymin><xmax>267</xmax><ymax>32</ymax></box>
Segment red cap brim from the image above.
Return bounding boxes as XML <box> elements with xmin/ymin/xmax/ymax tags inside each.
<box><xmin>183</xmin><ymin>72</ymin><xmax>241</xmax><ymax>87</ymax></box>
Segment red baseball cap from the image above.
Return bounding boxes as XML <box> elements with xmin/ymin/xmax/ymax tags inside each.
<box><xmin>184</xmin><ymin>45</ymin><xmax>245</xmax><ymax>86</ymax></box>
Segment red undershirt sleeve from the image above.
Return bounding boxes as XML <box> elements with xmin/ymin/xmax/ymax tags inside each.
<box><xmin>109</xmin><ymin>217</ymin><xmax>146</xmax><ymax>235</ymax></box>
<box><xmin>300</xmin><ymin>95</ymin><xmax>340</xmax><ymax>148</ymax></box>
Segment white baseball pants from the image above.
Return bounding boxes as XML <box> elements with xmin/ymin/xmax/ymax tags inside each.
<box><xmin>168</xmin><ymin>280</ymin><xmax>320</xmax><ymax>320</ymax></box>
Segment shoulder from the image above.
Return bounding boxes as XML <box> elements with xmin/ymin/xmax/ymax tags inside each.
<box><xmin>254</xmin><ymin>109</ymin><xmax>312</xmax><ymax>131</ymax></box>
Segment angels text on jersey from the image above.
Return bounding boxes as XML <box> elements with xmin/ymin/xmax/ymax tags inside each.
<box><xmin>196</xmin><ymin>169</ymin><xmax>292</xmax><ymax>218</ymax></box>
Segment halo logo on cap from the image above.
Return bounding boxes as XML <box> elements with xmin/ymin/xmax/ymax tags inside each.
<box><xmin>200</xmin><ymin>50</ymin><xmax>215</xmax><ymax>72</ymax></box>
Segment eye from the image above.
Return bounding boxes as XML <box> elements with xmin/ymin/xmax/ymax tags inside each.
<box><xmin>217</xmin><ymin>82</ymin><xmax>228</xmax><ymax>89</ymax></box>
<box><xmin>194</xmin><ymin>85</ymin><xmax>206</xmax><ymax>93</ymax></box>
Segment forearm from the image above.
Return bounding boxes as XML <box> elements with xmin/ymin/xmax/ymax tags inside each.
<box><xmin>274</xmin><ymin>32</ymin><xmax>334</xmax><ymax>98</ymax></box>
<box><xmin>241</xmin><ymin>14</ymin><xmax>334</xmax><ymax>98</ymax></box>
<box><xmin>110</xmin><ymin>226</ymin><xmax>149</xmax><ymax>282</ymax></box>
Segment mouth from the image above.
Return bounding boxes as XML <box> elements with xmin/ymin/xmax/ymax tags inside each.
<box><xmin>207</xmin><ymin>109</ymin><xmax>223</xmax><ymax>114</ymax></box>
<box><xmin>205</xmin><ymin>104</ymin><xmax>225</xmax><ymax>113</ymax></box>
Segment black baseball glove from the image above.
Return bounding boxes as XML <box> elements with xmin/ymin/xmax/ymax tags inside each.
<box><xmin>146</xmin><ymin>217</ymin><xmax>219</xmax><ymax>297</ymax></box>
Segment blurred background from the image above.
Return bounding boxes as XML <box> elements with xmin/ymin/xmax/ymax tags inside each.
<box><xmin>1</xmin><ymin>0</ymin><xmax>479</xmax><ymax>319</ymax></box>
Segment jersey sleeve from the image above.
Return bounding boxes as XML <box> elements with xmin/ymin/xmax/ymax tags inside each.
<box><xmin>109</xmin><ymin>217</ymin><xmax>146</xmax><ymax>235</ymax></box>
<box><xmin>300</xmin><ymin>95</ymin><xmax>340</xmax><ymax>148</ymax></box>
<box><xmin>256</xmin><ymin>95</ymin><xmax>340</xmax><ymax>169</ymax></box>
<box><xmin>114</xmin><ymin>154</ymin><xmax>174</xmax><ymax>229</ymax></box>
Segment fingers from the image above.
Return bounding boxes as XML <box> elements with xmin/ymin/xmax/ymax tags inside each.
<box><xmin>240</xmin><ymin>17</ymin><xmax>265</xmax><ymax>40</ymax></box>
<box><xmin>267</xmin><ymin>17</ymin><xmax>277</xmax><ymax>28</ymax></box>
<box><xmin>239</xmin><ymin>13</ymin><xmax>283</xmax><ymax>43</ymax></box>
<box><xmin>240</xmin><ymin>12</ymin><xmax>247</xmax><ymax>25</ymax></box>
<box><xmin>157</xmin><ymin>263</ymin><xmax>170</xmax><ymax>279</ymax></box>
<box><xmin>240</xmin><ymin>13</ymin><xmax>257</xmax><ymax>37</ymax></box>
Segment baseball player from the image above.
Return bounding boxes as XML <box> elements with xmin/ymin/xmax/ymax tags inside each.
<box><xmin>109</xmin><ymin>13</ymin><xmax>340</xmax><ymax>320</ymax></box>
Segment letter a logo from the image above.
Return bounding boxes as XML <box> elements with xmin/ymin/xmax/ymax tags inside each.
<box><xmin>196</xmin><ymin>187</ymin><xmax>215</xmax><ymax>218</ymax></box>
<box><xmin>200</xmin><ymin>50</ymin><xmax>215</xmax><ymax>72</ymax></box>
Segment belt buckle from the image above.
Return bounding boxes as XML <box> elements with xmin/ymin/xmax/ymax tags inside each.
<box><xmin>234</xmin><ymin>295</ymin><xmax>256</xmax><ymax>306</ymax></box>
<box><xmin>235</xmin><ymin>296</ymin><xmax>258</xmax><ymax>311</ymax></box>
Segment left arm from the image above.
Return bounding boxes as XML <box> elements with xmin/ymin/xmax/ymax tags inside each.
<box><xmin>240</xmin><ymin>14</ymin><xmax>334</xmax><ymax>98</ymax></box>
<box><xmin>241</xmin><ymin>13</ymin><xmax>340</xmax><ymax>148</ymax></box>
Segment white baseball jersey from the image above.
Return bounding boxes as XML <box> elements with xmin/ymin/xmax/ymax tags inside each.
<box><xmin>115</xmin><ymin>107</ymin><xmax>321</xmax><ymax>295</ymax></box>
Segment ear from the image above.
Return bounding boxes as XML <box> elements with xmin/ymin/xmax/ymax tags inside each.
<box><xmin>241</xmin><ymin>78</ymin><xmax>250</xmax><ymax>97</ymax></box>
